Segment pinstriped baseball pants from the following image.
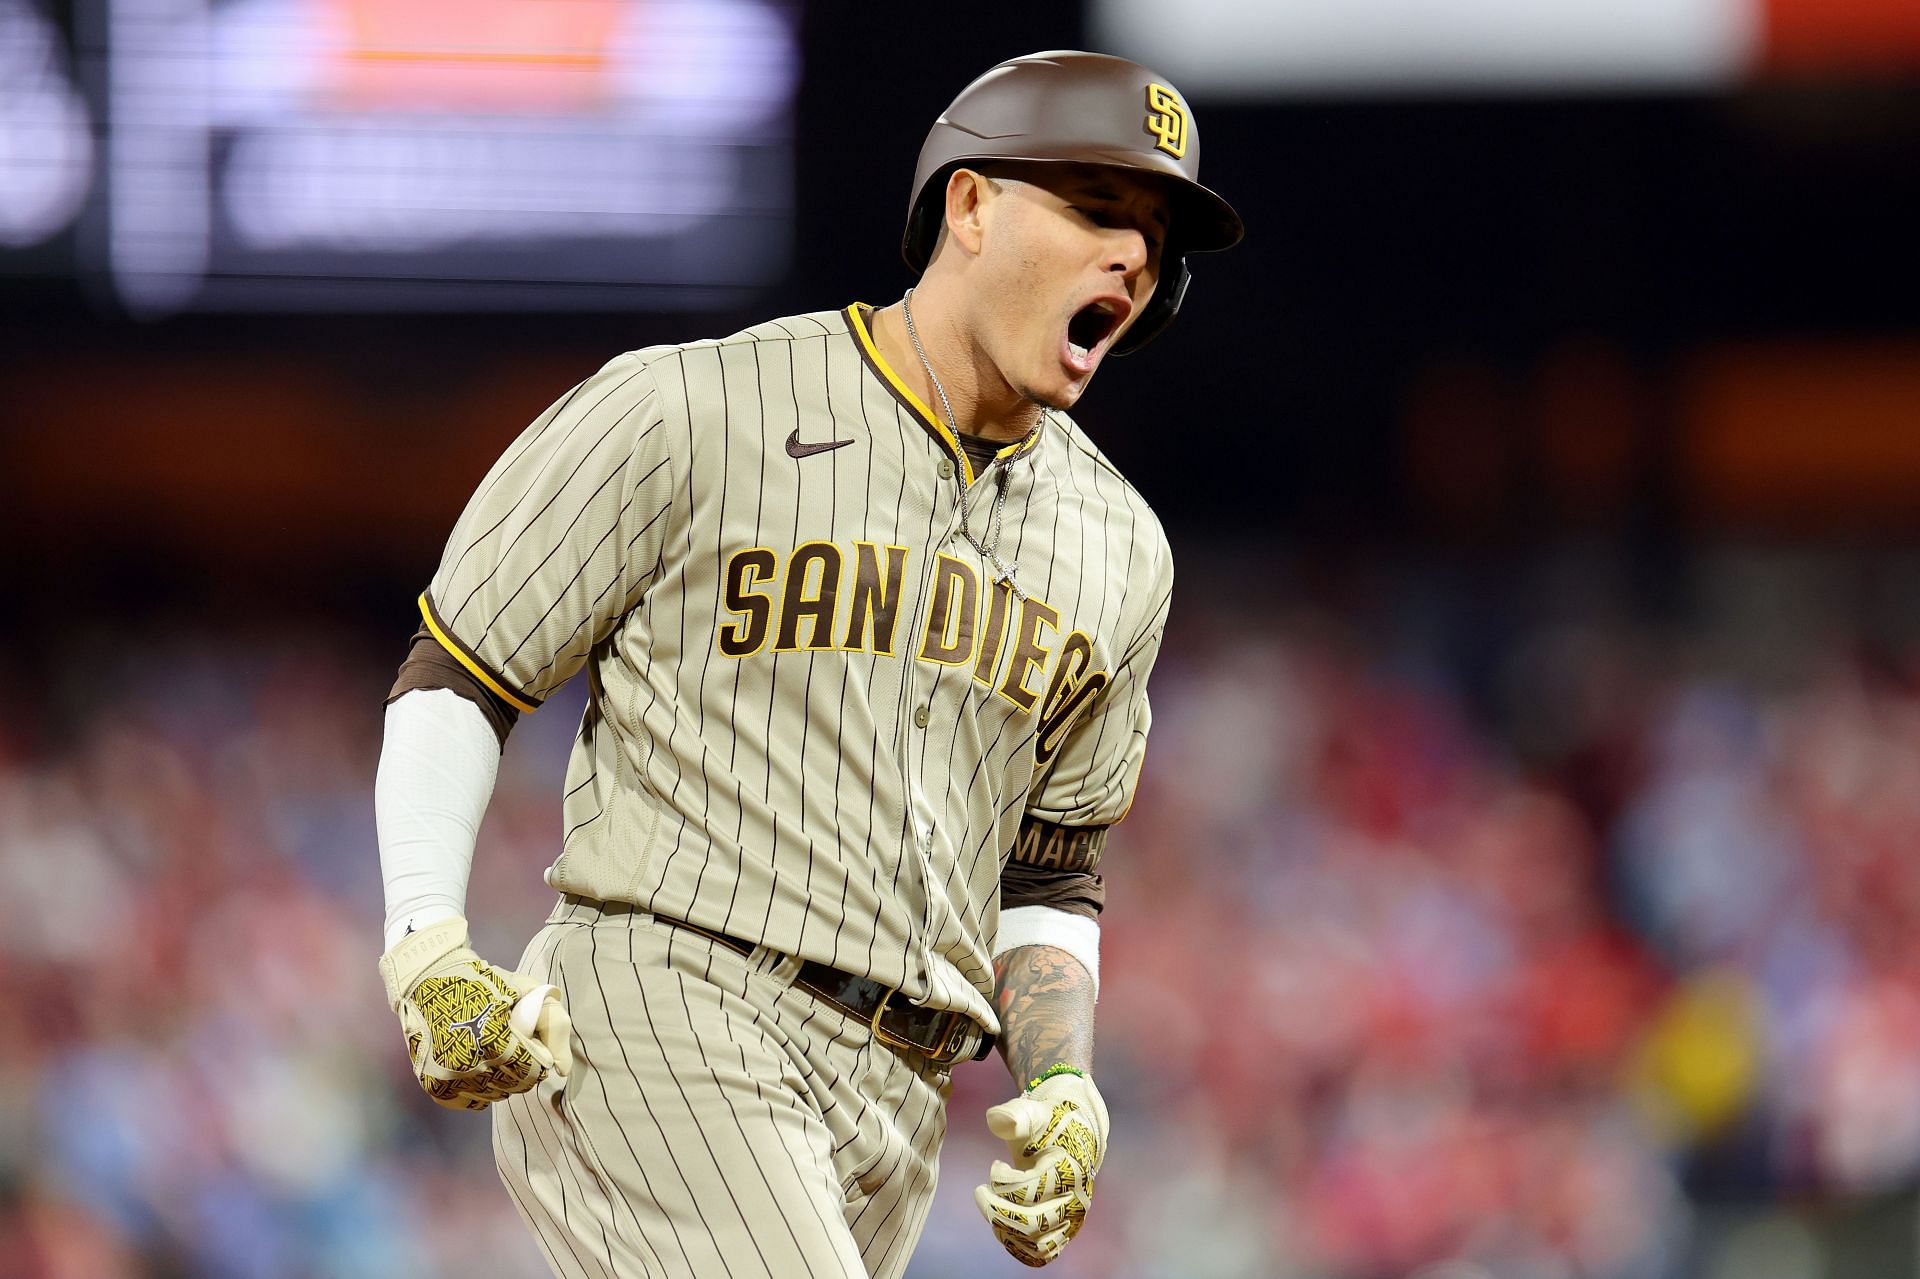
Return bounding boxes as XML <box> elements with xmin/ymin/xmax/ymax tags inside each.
<box><xmin>493</xmin><ymin>898</ymin><xmax>953</xmax><ymax>1279</ymax></box>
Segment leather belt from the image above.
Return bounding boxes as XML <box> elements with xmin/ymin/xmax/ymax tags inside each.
<box><xmin>668</xmin><ymin>917</ymin><xmax>995</xmax><ymax>1068</ymax></box>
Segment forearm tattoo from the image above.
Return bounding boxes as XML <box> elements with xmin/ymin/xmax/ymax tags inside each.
<box><xmin>992</xmin><ymin>945</ymin><xmax>1095</xmax><ymax>1085</ymax></box>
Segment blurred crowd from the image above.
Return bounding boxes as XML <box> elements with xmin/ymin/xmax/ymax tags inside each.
<box><xmin>4</xmin><ymin>547</ymin><xmax>1920</xmax><ymax>1278</ymax></box>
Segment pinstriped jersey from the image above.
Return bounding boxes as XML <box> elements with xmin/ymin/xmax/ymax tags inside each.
<box><xmin>421</xmin><ymin>304</ymin><xmax>1172</xmax><ymax>1029</ymax></box>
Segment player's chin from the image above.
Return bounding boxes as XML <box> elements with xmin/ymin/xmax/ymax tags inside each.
<box><xmin>1032</xmin><ymin>354</ymin><xmax>1097</xmax><ymax>409</ymax></box>
<box><xmin>1028</xmin><ymin>376</ymin><xmax>1090</xmax><ymax>412</ymax></box>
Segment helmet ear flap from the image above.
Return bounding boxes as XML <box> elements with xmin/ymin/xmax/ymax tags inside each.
<box><xmin>902</xmin><ymin>163</ymin><xmax>962</xmax><ymax>274</ymax></box>
<box><xmin>903</xmin><ymin>196</ymin><xmax>938</xmax><ymax>274</ymax></box>
<box><xmin>1111</xmin><ymin>259</ymin><xmax>1190</xmax><ymax>357</ymax></box>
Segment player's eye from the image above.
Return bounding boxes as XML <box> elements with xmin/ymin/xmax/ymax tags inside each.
<box><xmin>1075</xmin><ymin>204</ymin><xmax>1160</xmax><ymax>255</ymax></box>
<box><xmin>1072</xmin><ymin>205</ymin><xmax>1125</xmax><ymax>232</ymax></box>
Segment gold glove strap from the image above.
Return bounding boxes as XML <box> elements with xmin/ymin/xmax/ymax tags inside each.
<box><xmin>378</xmin><ymin>915</ymin><xmax>470</xmax><ymax>1007</ymax></box>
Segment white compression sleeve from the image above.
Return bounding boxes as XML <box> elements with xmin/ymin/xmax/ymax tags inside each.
<box><xmin>376</xmin><ymin>688</ymin><xmax>502</xmax><ymax>951</ymax></box>
<box><xmin>993</xmin><ymin>905</ymin><xmax>1101</xmax><ymax>999</ymax></box>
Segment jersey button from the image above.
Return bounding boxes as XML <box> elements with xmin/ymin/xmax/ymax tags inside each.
<box><xmin>913</xmin><ymin>705</ymin><xmax>931</xmax><ymax>728</ymax></box>
<box><xmin>937</xmin><ymin>459</ymin><xmax>955</xmax><ymax>480</ymax></box>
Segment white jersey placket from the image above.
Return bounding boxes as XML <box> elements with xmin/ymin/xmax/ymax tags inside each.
<box><xmin>898</xmin><ymin>436</ymin><xmax>1028</xmax><ymax>1004</ymax></box>
<box><xmin>894</xmin><ymin>443</ymin><xmax>968</xmax><ymax>999</ymax></box>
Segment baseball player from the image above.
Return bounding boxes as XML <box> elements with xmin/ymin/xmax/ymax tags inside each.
<box><xmin>375</xmin><ymin>50</ymin><xmax>1242</xmax><ymax>1276</ymax></box>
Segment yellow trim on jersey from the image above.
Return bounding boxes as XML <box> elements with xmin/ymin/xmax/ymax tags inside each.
<box><xmin>845</xmin><ymin>303</ymin><xmax>976</xmax><ymax>487</ymax></box>
<box><xmin>417</xmin><ymin>592</ymin><xmax>540</xmax><ymax>714</ymax></box>
<box><xmin>994</xmin><ymin>423</ymin><xmax>1045</xmax><ymax>465</ymax></box>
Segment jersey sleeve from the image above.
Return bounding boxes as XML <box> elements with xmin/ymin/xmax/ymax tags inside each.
<box><xmin>1001</xmin><ymin>567</ymin><xmax>1171</xmax><ymax>918</ymax></box>
<box><xmin>421</xmin><ymin>352</ymin><xmax>679</xmax><ymax>711</ymax></box>
<box><xmin>1023</xmin><ymin>557</ymin><xmax>1174</xmax><ymax>829</ymax></box>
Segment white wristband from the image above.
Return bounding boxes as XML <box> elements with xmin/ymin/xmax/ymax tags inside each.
<box><xmin>376</xmin><ymin>688</ymin><xmax>501</xmax><ymax>951</ymax></box>
<box><xmin>993</xmin><ymin>906</ymin><xmax>1100</xmax><ymax>998</ymax></box>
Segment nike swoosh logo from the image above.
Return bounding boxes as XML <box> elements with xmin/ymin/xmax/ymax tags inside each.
<box><xmin>786</xmin><ymin>428</ymin><xmax>855</xmax><ymax>459</ymax></box>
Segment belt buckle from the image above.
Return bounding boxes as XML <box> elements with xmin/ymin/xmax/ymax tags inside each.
<box><xmin>868</xmin><ymin>986</ymin><xmax>974</xmax><ymax>1064</ymax></box>
<box><xmin>868</xmin><ymin>985</ymin><xmax>918</xmax><ymax>1055</ymax></box>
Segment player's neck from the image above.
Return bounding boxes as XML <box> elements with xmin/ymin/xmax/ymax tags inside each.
<box><xmin>870</xmin><ymin>297</ymin><xmax>1040</xmax><ymax>445</ymax></box>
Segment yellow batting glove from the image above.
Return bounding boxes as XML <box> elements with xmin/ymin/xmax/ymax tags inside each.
<box><xmin>973</xmin><ymin>1066</ymin><xmax>1109</xmax><ymax>1267</ymax></box>
<box><xmin>378</xmin><ymin>916</ymin><xmax>572</xmax><ymax>1111</ymax></box>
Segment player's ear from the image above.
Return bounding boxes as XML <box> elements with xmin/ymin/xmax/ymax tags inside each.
<box><xmin>942</xmin><ymin>168</ymin><xmax>996</xmax><ymax>258</ymax></box>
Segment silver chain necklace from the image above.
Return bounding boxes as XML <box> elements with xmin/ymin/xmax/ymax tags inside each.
<box><xmin>901</xmin><ymin>288</ymin><xmax>1029</xmax><ymax>599</ymax></box>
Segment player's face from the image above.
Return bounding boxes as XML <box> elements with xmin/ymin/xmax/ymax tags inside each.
<box><xmin>973</xmin><ymin>165</ymin><xmax>1168</xmax><ymax>411</ymax></box>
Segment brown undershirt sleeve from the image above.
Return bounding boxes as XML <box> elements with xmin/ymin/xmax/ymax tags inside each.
<box><xmin>1000</xmin><ymin>862</ymin><xmax>1104</xmax><ymax>920</ymax></box>
<box><xmin>386</xmin><ymin>624</ymin><xmax>520</xmax><ymax>747</ymax></box>
<box><xmin>999</xmin><ymin>817</ymin><xmax>1108</xmax><ymax>919</ymax></box>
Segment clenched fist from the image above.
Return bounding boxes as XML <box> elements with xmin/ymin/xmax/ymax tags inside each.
<box><xmin>378</xmin><ymin>916</ymin><xmax>572</xmax><ymax>1111</ymax></box>
<box><xmin>973</xmin><ymin>1067</ymin><xmax>1109</xmax><ymax>1266</ymax></box>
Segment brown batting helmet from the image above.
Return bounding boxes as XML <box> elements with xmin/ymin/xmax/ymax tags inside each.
<box><xmin>902</xmin><ymin>50</ymin><xmax>1244</xmax><ymax>355</ymax></box>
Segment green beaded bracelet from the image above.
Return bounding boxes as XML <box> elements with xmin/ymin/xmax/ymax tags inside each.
<box><xmin>1027</xmin><ymin>1063</ymin><xmax>1089</xmax><ymax>1091</ymax></box>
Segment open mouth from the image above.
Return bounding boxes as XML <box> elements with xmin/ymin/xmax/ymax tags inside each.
<box><xmin>1066</xmin><ymin>299</ymin><xmax>1126</xmax><ymax>364</ymax></box>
